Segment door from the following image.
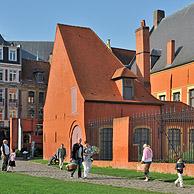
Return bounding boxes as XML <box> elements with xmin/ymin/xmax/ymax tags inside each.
<box><xmin>71</xmin><ymin>126</ymin><xmax>82</xmax><ymax>147</ymax></box>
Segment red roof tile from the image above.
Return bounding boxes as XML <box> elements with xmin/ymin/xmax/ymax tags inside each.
<box><xmin>112</xmin><ymin>67</ymin><xmax>137</xmax><ymax>80</ymax></box>
<box><xmin>58</xmin><ymin>24</ymin><xmax>161</xmax><ymax>104</ymax></box>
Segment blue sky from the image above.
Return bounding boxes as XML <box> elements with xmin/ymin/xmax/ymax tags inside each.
<box><xmin>0</xmin><ymin>0</ymin><xmax>193</xmax><ymax>49</ymax></box>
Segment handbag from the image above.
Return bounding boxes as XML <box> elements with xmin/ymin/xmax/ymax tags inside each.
<box><xmin>66</xmin><ymin>162</ymin><xmax>77</xmax><ymax>171</ymax></box>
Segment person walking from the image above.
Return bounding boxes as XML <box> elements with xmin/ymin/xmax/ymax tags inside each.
<box><xmin>71</xmin><ymin>138</ymin><xmax>83</xmax><ymax>178</ymax></box>
<box><xmin>7</xmin><ymin>148</ymin><xmax>16</xmax><ymax>172</ymax></box>
<box><xmin>141</xmin><ymin>144</ymin><xmax>153</xmax><ymax>181</ymax></box>
<box><xmin>1</xmin><ymin>139</ymin><xmax>10</xmax><ymax>171</ymax></box>
<box><xmin>175</xmin><ymin>157</ymin><xmax>185</xmax><ymax>188</ymax></box>
<box><xmin>57</xmin><ymin>144</ymin><xmax>66</xmax><ymax>170</ymax></box>
<box><xmin>82</xmin><ymin>141</ymin><xmax>93</xmax><ymax>179</ymax></box>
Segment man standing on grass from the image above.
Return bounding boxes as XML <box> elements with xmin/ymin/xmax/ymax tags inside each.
<box><xmin>1</xmin><ymin>139</ymin><xmax>10</xmax><ymax>171</ymax></box>
<box><xmin>71</xmin><ymin>138</ymin><xmax>83</xmax><ymax>178</ymax></box>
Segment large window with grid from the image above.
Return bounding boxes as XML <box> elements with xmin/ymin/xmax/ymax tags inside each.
<box><xmin>189</xmin><ymin>89</ymin><xmax>194</xmax><ymax>107</ymax></box>
<box><xmin>189</xmin><ymin>129</ymin><xmax>194</xmax><ymax>144</ymax></box>
<box><xmin>168</xmin><ymin>128</ymin><xmax>181</xmax><ymax>150</ymax></box>
<box><xmin>133</xmin><ymin>128</ymin><xmax>150</xmax><ymax>145</ymax></box>
<box><xmin>9</xmin><ymin>70</ymin><xmax>17</xmax><ymax>82</ymax></box>
<box><xmin>99</xmin><ymin>128</ymin><xmax>113</xmax><ymax>160</ymax></box>
<box><xmin>133</xmin><ymin>128</ymin><xmax>150</xmax><ymax>157</ymax></box>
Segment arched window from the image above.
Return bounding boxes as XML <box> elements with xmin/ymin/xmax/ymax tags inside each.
<box><xmin>133</xmin><ymin>128</ymin><xmax>150</xmax><ymax>146</ymax></box>
<box><xmin>189</xmin><ymin>129</ymin><xmax>194</xmax><ymax>144</ymax></box>
<box><xmin>133</xmin><ymin>128</ymin><xmax>150</xmax><ymax>159</ymax></box>
<box><xmin>99</xmin><ymin>128</ymin><xmax>113</xmax><ymax>160</ymax></box>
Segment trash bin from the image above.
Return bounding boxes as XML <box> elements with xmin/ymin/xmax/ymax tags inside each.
<box><xmin>22</xmin><ymin>151</ymin><xmax>29</xmax><ymax>160</ymax></box>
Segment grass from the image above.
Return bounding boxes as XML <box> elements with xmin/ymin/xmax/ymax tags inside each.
<box><xmin>0</xmin><ymin>172</ymin><xmax>163</xmax><ymax>194</ymax></box>
<box><xmin>32</xmin><ymin>159</ymin><xmax>194</xmax><ymax>185</ymax></box>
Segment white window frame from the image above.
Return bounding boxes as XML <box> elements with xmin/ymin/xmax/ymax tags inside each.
<box><xmin>9</xmin><ymin>48</ymin><xmax>17</xmax><ymax>61</ymax></box>
<box><xmin>187</xmin><ymin>85</ymin><xmax>194</xmax><ymax>107</ymax></box>
<box><xmin>172</xmin><ymin>88</ymin><xmax>182</xmax><ymax>102</ymax></box>
<box><xmin>9</xmin><ymin>69</ymin><xmax>17</xmax><ymax>82</ymax></box>
<box><xmin>157</xmin><ymin>92</ymin><xmax>167</xmax><ymax>101</ymax></box>
<box><xmin>0</xmin><ymin>47</ymin><xmax>3</xmax><ymax>60</ymax></box>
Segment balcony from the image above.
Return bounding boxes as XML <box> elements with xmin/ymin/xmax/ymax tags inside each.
<box><xmin>9</xmin><ymin>99</ymin><xmax>18</xmax><ymax>107</ymax></box>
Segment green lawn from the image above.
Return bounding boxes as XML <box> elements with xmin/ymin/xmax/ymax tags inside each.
<box><xmin>0</xmin><ymin>172</ymin><xmax>163</xmax><ymax>194</ymax></box>
<box><xmin>32</xmin><ymin>159</ymin><xmax>194</xmax><ymax>185</ymax></box>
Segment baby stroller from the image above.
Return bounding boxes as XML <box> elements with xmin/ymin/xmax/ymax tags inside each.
<box><xmin>48</xmin><ymin>154</ymin><xmax>59</xmax><ymax>165</ymax></box>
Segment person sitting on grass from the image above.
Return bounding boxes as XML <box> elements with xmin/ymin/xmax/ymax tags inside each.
<box><xmin>175</xmin><ymin>157</ymin><xmax>185</xmax><ymax>188</ymax></box>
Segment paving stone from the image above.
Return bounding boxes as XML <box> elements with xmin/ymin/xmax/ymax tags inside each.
<box><xmin>13</xmin><ymin>160</ymin><xmax>194</xmax><ymax>194</ymax></box>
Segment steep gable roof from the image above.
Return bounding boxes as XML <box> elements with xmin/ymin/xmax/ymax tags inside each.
<box><xmin>58</xmin><ymin>24</ymin><xmax>160</xmax><ymax>104</ymax></box>
<box><xmin>150</xmin><ymin>3</ymin><xmax>194</xmax><ymax>73</ymax></box>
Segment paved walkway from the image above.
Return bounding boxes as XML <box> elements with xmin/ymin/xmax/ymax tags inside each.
<box><xmin>14</xmin><ymin>160</ymin><xmax>194</xmax><ymax>194</ymax></box>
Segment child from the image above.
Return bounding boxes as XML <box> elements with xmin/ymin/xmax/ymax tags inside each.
<box><xmin>7</xmin><ymin>148</ymin><xmax>16</xmax><ymax>172</ymax></box>
<box><xmin>175</xmin><ymin>157</ymin><xmax>185</xmax><ymax>188</ymax></box>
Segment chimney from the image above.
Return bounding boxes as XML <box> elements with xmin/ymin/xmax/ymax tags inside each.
<box><xmin>154</xmin><ymin>10</ymin><xmax>165</xmax><ymax>29</ymax></box>
<box><xmin>167</xmin><ymin>40</ymin><xmax>175</xmax><ymax>65</ymax></box>
<box><xmin>135</xmin><ymin>20</ymin><xmax>151</xmax><ymax>92</ymax></box>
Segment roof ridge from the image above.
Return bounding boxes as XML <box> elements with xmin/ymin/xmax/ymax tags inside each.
<box><xmin>112</xmin><ymin>47</ymin><xmax>135</xmax><ymax>52</ymax></box>
<box><xmin>12</xmin><ymin>40</ymin><xmax>53</xmax><ymax>43</ymax></box>
<box><xmin>162</xmin><ymin>2</ymin><xmax>194</xmax><ymax>22</ymax></box>
<box><xmin>57</xmin><ymin>23</ymin><xmax>91</xmax><ymax>31</ymax></box>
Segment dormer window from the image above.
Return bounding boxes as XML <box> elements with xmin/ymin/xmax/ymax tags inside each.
<box><xmin>9</xmin><ymin>48</ymin><xmax>17</xmax><ymax>61</ymax></box>
<box><xmin>0</xmin><ymin>47</ymin><xmax>3</xmax><ymax>60</ymax></box>
<box><xmin>35</xmin><ymin>72</ymin><xmax>44</xmax><ymax>83</ymax></box>
<box><xmin>123</xmin><ymin>78</ymin><xmax>134</xmax><ymax>100</ymax></box>
<box><xmin>112</xmin><ymin>67</ymin><xmax>136</xmax><ymax>101</ymax></box>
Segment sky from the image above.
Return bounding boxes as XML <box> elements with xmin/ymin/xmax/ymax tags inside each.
<box><xmin>0</xmin><ymin>0</ymin><xmax>194</xmax><ymax>50</ymax></box>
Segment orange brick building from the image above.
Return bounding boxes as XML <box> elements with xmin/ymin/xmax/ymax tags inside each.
<box><xmin>149</xmin><ymin>5</ymin><xmax>194</xmax><ymax>107</ymax></box>
<box><xmin>43</xmin><ymin>5</ymin><xmax>194</xmax><ymax>172</ymax></box>
<box><xmin>43</xmin><ymin>23</ymin><xmax>163</xmax><ymax>160</ymax></box>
